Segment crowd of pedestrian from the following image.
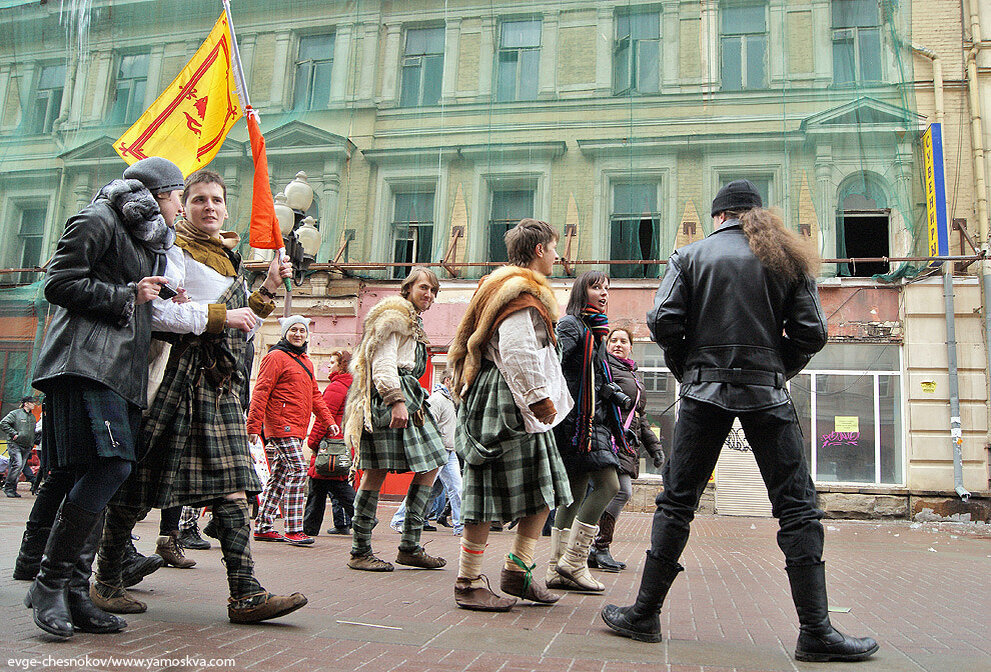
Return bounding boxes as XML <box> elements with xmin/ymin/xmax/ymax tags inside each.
<box><xmin>4</xmin><ymin>162</ymin><xmax>879</xmax><ymax>664</ymax></box>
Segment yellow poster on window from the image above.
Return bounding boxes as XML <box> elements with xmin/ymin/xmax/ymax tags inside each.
<box><xmin>835</xmin><ymin>416</ymin><xmax>859</xmax><ymax>433</ymax></box>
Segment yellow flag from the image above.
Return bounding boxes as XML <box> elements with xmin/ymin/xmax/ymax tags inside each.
<box><xmin>115</xmin><ymin>13</ymin><xmax>242</xmax><ymax>175</ymax></box>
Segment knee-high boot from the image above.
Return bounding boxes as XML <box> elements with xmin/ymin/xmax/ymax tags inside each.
<box><xmin>13</xmin><ymin>467</ymin><xmax>74</xmax><ymax>580</ymax></box>
<box><xmin>67</xmin><ymin>510</ymin><xmax>127</xmax><ymax>633</ymax></box>
<box><xmin>786</xmin><ymin>563</ymin><xmax>879</xmax><ymax>662</ymax></box>
<box><xmin>13</xmin><ymin>526</ymin><xmax>50</xmax><ymax>581</ymax></box>
<box><xmin>24</xmin><ymin>502</ymin><xmax>102</xmax><ymax>638</ymax></box>
<box><xmin>556</xmin><ymin>521</ymin><xmax>604</xmax><ymax>591</ymax></box>
<box><xmin>600</xmin><ymin>552</ymin><xmax>684</xmax><ymax>643</ymax></box>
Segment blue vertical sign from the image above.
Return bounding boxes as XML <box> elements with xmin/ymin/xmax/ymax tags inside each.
<box><xmin>923</xmin><ymin>123</ymin><xmax>949</xmax><ymax>264</ymax></box>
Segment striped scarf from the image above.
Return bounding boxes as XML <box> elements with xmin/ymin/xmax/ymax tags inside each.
<box><xmin>574</xmin><ymin>304</ymin><xmax>610</xmax><ymax>452</ymax></box>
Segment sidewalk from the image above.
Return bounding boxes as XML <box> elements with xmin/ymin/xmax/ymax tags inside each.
<box><xmin>0</xmin><ymin>494</ymin><xmax>988</xmax><ymax>672</ymax></box>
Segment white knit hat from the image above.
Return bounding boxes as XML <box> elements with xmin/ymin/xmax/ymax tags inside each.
<box><xmin>279</xmin><ymin>315</ymin><xmax>310</xmax><ymax>339</ymax></box>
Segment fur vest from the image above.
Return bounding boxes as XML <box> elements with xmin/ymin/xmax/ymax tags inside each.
<box><xmin>448</xmin><ymin>265</ymin><xmax>559</xmax><ymax>401</ymax></box>
<box><xmin>344</xmin><ymin>296</ymin><xmax>423</xmax><ymax>453</ymax></box>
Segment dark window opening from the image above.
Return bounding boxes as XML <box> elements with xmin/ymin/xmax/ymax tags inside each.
<box><xmin>840</xmin><ymin>213</ymin><xmax>888</xmax><ymax>277</ymax></box>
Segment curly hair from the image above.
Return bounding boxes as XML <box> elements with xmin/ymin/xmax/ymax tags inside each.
<box><xmin>729</xmin><ymin>208</ymin><xmax>820</xmax><ymax>282</ymax></box>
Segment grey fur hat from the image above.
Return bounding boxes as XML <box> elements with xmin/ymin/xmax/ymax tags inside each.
<box><xmin>123</xmin><ymin>157</ymin><xmax>185</xmax><ymax>195</ymax></box>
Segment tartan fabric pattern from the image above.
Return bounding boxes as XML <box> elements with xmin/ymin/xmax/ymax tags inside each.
<box><xmin>255</xmin><ymin>436</ymin><xmax>307</xmax><ymax>534</ymax></box>
<box><xmin>213</xmin><ymin>498</ymin><xmax>262</xmax><ymax>598</ymax></box>
<box><xmin>458</xmin><ymin>361</ymin><xmax>572</xmax><ymax>523</ymax></box>
<box><xmin>357</xmin><ymin>343</ymin><xmax>447</xmax><ymax>473</ymax></box>
<box><xmin>178</xmin><ymin>505</ymin><xmax>199</xmax><ymax>532</ymax></box>
<box><xmin>350</xmin><ymin>488</ymin><xmax>380</xmax><ymax>556</ymax></box>
<box><xmin>95</xmin><ymin>503</ymin><xmax>146</xmax><ymax>585</ymax></box>
<box><xmin>399</xmin><ymin>482</ymin><xmax>432</xmax><ymax>551</ymax></box>
<box><xmin>113</xmin><ymin>274</ymin><xmax>262</xmax><ymax>510</ymax></box>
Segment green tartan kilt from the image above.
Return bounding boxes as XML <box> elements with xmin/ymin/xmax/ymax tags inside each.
<box><xmin>358</xmin><ymin>372</ymin><xmax>447</xmax><ymax>473</ymax></box>
<box><xmin>113</xmin><ymin>340</ymin><xmax>262</xmax><ymax>510</ymax></box>
<box><xmin>458</xmin><ymin>361</ymin><xmax>572</xmax><ymax>523</ymax></box>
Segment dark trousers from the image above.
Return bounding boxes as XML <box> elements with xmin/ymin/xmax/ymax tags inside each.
<box><xmin>303</xmin><ymin>478</ymin><xmax>356</xmax><ymax>534</ymax></box>
<box><xmin>651</xmin><ymin>398</ymin><xmax>824</xmax><ymax>567</ymax></box>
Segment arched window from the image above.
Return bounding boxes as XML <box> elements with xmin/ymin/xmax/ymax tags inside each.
<box><xmin>836</xmin><ymin>173</ymin><xmax>889</xmax><ymax>277</ymax></box>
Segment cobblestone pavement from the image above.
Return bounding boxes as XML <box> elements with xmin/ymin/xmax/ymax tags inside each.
<box><xmin>0</xmin><ymin>495</ymin><xmax>988</xmax><ymax>672</ymax></box>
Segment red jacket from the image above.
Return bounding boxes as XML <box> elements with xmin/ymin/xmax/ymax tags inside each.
<box><xmin>306</xmin><ymin>370</ymin><xmax>353</xmax><ymax>480</ymax></box>
<box><xmin>246</xmin><ymin>347</ymin><xmax>333</xmax><ymax>440</ymax></box>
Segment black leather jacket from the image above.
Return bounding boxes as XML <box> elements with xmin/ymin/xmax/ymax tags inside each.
<box><xmin>33</xmin><ymin>201</ymin><xmax>164</xmax><ymax>408</ymax></box>
<box><xmin>647</xmin><ymin>220</ymin><xmax>827</xmax><ymax>412</ymax></box>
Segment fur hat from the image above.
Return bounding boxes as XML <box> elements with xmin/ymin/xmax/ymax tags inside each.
<box><xmin>123</xmin><ymin>157</ymin><xmax>185</xmax><ymax>195</ymax></box>
<box><xmin>279</xmin><ymin>315</ymin><xmax>310</xmax><ymax>339</ymax></box>
<box><xmin>711</xmin><ymin>179</ymin><xmax>762</xmax><ymax>217</ymax></box>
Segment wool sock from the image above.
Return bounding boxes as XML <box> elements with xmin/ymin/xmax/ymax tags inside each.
<box><xmin>213</xmin><ymin>498</ymin><xmax>263</xmax><ymax>598</ymax></box>
<box><xmin>458</xmin><ymin>539</ymin><xmax>487</xmax><ymax>588</ymax></box>
<box><xmin>399</xmin><ymin>482</ymin><xmax>432</xmax><ymax>552</ymax></box>
<box><xmin>505</xmin><ymin>533</ymin><xmax>537</xmax><ymax>571</ymax></box>
<box><xmin>350</xmin><ymin>488</ymin><xmax>380</xmax><ymax>557</ymax></box>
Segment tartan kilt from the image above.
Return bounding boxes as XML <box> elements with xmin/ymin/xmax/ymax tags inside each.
<box><xmin>458</xmin><ymin>361</ymin><xmax>572</xmax><ymax>523</ymax></box>
<box><xmin>357</xmin><ymin>372</ymin><xmax>447</xmax><ymax>473</ymax></box>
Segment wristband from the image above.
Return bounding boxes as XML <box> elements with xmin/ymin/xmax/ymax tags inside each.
<box><xmin>258</xmin><ymin>284</ymin><xmax>277</xmax><ymax>300</ymax></box>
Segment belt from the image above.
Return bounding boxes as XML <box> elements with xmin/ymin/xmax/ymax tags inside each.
<box><xmin>686</xmin><ymin>368</ymin><xmax>784</xmax><ymax>388</ymax></box>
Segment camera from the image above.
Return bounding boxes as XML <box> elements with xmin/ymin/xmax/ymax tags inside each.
<box><xmin>602</xmin><ymin>381</ymin><xmax>633</xmax><ymax>411</ymax></box>
<box><xmin>157</xmin><ymin>280</ymin><xmax>178</xmax><ymax>300</ymax></box>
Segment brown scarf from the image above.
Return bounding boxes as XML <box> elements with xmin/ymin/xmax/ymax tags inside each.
<box><xmin>174</xmin><ymin>220</ymin><xmax>240</xmax><ymax>277</ymax></box>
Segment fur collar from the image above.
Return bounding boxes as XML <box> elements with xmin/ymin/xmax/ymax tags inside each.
<box><xmin>448</xmin><ymin>265</ymin><xmax>559</xmax><ymax>400</ymax></box>
<box><xmin>94</xmin><ymin>178</ymin><xmax>174</xmax><ymax>253</ymax></box>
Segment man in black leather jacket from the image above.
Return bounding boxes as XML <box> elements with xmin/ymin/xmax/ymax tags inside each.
<box><xmin>25</xmin><ymin>157</ymin><xmax>181</xmax><ymax>639</ymax></box>
<box><xmin>601</xmin><ymin>180</ymin><xmax>879</xmax><ymax>663</ymax></box>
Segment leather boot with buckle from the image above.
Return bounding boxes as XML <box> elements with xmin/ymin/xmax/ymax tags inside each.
<box><xmin>455</xmin><ymin>575</ymin><xmax>516</xmax><ymax>612</ymax></box>
<box><xmin>601</xmin><ymin>553</ymin><xmax>683</xmax><ymax>643</ymax></box>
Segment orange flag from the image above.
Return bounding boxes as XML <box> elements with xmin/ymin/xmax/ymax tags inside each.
<box><xmin>245</xmin><ymin>108</ymin><xmax>282</xmax><ymax>250</ymax></box>
<box><xmin>115</xmin><ymin>13</ymin><xmax>242</xmax><ymax>175</ymax></box>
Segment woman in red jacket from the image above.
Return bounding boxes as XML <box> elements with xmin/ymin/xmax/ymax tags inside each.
<box><xmin>247</xmin><ymin>315</ymin><xmax>334</xmax><ymax>546</ymax></box>
<box><xmin>303</xmin><ymin>350</ymin><xmax>356</xmax><ymax>536</ymax></box>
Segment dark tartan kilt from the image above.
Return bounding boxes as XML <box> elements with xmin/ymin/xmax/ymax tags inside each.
<box><xmin>458</xmin><ymin>362</ymin><xmax>572</xmax><ymax>523</ymax></box>
<box><xmin>112</xmin><ymin>342</ymin><xmax>262</xmax><ymax>510</ymax></box>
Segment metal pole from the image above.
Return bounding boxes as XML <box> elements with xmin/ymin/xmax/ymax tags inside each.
<box><xmin>943</xmin><ymin>264</ymin><xmax>971</xmax><ymax>501</ymax></box>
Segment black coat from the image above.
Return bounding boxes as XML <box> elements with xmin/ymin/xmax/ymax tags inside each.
<box><xmin>552</xmin><ymin>314</ymin><xmax>622</xmax><ymax>473</ymax></box>
<box><xmin>33</xmin><ymin>201</ymin><xmax>164</xmax><ymax>409</ymax></box>
<box><xmin>647</xmin><ymin>220</ymin><xmax>827</xmax><ymax>412</ymax></box>
<box><xmin>606</xmin><ymin>353</ymin><xmax>664</xmax><ymax>479</ymax></box>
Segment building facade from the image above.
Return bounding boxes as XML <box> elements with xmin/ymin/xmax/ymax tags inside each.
<box><xmin>1</xmin><ymin>0</ymin><xmax>989</xmax><ymax>515</ymax></box>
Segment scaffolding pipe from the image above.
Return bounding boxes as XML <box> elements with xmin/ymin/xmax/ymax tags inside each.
<box><xmin>943</xmin><ymin>265</ymin><xmax>971</xmax><ymax>501</ymax></box>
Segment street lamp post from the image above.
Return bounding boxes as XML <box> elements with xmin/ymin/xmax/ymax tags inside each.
<box><xmin>272</xmin><ymin>171</ymin><xmax>322</xmax><ymax>316</ymax></box>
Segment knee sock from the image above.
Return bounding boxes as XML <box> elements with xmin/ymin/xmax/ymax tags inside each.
<box><xmin>505</xmin><ymin>533</ymin><xmax>537</xmax><ymax>572</ymax></box>
<box><xmin>399</xmin><ymin>482</ymin><xmax>433</xmax><ymax>552</ymax></box>
<box><xmin>159</xmin><ymin>506</ymin><xmax>181</xmax><ymax>535</ymax></box>
<box><xmin>213</xmin><ymin>499</ymin><xmax>263</xmax><ymax>599</ymax></box>
<box><xmin>95</xmin><ymin>503</ymin><xmax>143</xmax><ymax>585</ymax></box>
<box><xmin>458</xmin><ymin>539</ymin><xmax>486</xmax><ymax>587</ymax></box>
<box><xmin>350</xmin><ymin>489</ymin><xmax>380</xmax><ymax>557</ymax></box>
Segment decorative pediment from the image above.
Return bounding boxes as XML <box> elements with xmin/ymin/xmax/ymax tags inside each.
<box><xmin>801</xmin><ymin>98</ymin><xmax>927</xmax><ymax>134</ymax></box>
<box><xmin>58</xmin><ymin>136</ymin><xmax>122</xmax><ymax>164</ymax></box>
<box><xmin>263</xmin><ymin>121</ymin><xmax>355</xmax><ymax>160</ymax></box>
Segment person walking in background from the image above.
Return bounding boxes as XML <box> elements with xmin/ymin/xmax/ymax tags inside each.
<box><xmin>448</xmin><ymin>218</ymin><xmax>573</xmax><ymax>611</ymax></box>
<box><xmin>248</xmin><ymin>316</ymin><xmax>335</xmax><ymax>547</ymax></box>
<box><xmin>2</xmin><ymin>396</ymin><xmax>37</xmax><ymax>497</ymax></box>
<box><xmin>344</xmin><ymin>267</ymin><xmax>448</xmax><ymax>572</ymax></box>
<box><xmin>549</xmin><ymin>271</ymin><xmax>628</xmax><ymax>592</ymax></box>
<box><xmin>304</xmin><ymin>350</ymin><xmax>356</xmax><ymax>537</ymax></box>
<box><xmin>588</xmin><ymin>327</ymin><xmax>665</xmax><ymax>572</ymax></box>
<box><xmin>601</xmin><ymin>179</ymin><xmax>878</xmax><ymax>663</ymax></box>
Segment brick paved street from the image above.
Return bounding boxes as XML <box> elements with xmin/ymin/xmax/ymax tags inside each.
<box><xmin>0</xmin><ymin>495</ymin><xmax>988</xmax><ymax>672</ymax></box>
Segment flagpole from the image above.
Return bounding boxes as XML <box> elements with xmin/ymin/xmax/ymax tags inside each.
<box><xmin>223</xmin><ymin>0</ymin><xmax>291</xmax><ymax>316</ymax></box>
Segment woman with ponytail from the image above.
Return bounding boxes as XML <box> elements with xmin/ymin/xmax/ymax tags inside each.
<box><xmin>548</xmin><ymin>271</ymin><xmax>627</xmax><ymax>592</ymax></box>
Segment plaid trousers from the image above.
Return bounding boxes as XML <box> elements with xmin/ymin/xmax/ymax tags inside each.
<box><xmin>256</xmin><ymin>436</ymin><xmax>307</xmax><ymax>534</ymax></box>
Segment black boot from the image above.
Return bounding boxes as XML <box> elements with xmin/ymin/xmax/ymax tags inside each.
<box><xmin>67</xmin><ymin>510</ymin><xmax>127</xmax><ymax>634</ymax></box>
<box><xmin>786</xmin><ymin>563</ymin><xmax>879</xmax><ymax>662</ymax></box>
<box><xmin>590</xmin><ymin>512</ymin><xmax>626</xmax><ymax>571</ymax></box>
<box><xmin>121</xmin><ymin>538</ymin><xmax>164</xmax><ymax>588</ymax></box>
<box><xmin>13</xmin><ymin>525</ymin><xmax>51</xmax><ymax>580</ymax></box>
<box><xmin>24</xmin><ymin>502</ymin><xmax>102</xmax><ymax>638</ymax></box>
<box><xmin>600</xmin><ymin>553</ymin><xmax>684</xmax><ymax>643</ymax></box>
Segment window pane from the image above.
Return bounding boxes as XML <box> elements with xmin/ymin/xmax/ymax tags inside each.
<box><xmin>790</xmin><ymin>374</ymin><xmax>814</xmax><ymax>470</ymax></box>
<box><xmin>19</xmin><ymin>209</ymin><xmax>45</xmax><ymax>235</ymax></box>
<box><xmin>490</xmin><ymin>190</ymin><xmax>533</xmax><ymax>260</ymax></box>
<box><xmin>311</xmin><ymin>61</ymin><xmax>333</xmax><ymax>106</ymax></box>
<box><xmin>858</xmin><ymin>28</ymin><xmax>881</xmax><ymax>81</ymax></box>
<box><xmin>833</xmin><ymin>37</ymin><xmax>856</xmax><ymax>83</ymax></box>
<box><xmin>636</xmin><ymin>40</ymin><xmax>659</xmax><ymax>92</ymax></box>
<box><xmin>293</xmin><ymin>62</ymin><xmax>313</xmax><ymax>108</ymax></box>
<box><xmin>614</xmin><ymin>183</ymin><xmax>656</xmax><ymax>214</ymax></box>
<box><xmin>39</xmin><ymin>64</ymin><xmax>66</xmax><ymax>89</ymax></box>
<box><xmin>119</xmin><ymin>54</ymin><xmax>149</xmax><ymax>78</ymax></box>
<box><xmin>878</xmin><ymin>374</ymin><xmax>902</xmax><ymax>484</ymax></box>
<box><xmin>19</xmin><ymin>236</ymin><xmax>42</xmax><ymax>268</ymax></box>
<box><xmin>394</xmin><ymin>192</ymin><xmax>434</xmax><ymax>223</ymax></box>
<box><xmin>518</xmin><ymin>50</ymin><xmax>540</xmax><ymax>100</ymax></box>
<box><xmin>746</xmin><ymin>34</ymin><xmax>766</xmax><ymax>88</ymax></box>
<box><xmin>400</xmin><ymin>63</ymin><xmax>420</xmax><ymax>107</ymax></box>
<box><xmin>496</xmin><ymin>51</ymin><xmax>518</xmax><ymax>102</ymax></box>
<box><xmin>808</xmin><ymin>343</ymin><xmax>899</xmax><ymax>371</ymax></box>
<box><xmin>422</xmin><ymin>55</ymin><xmax>443</xmax><ymax>105</ymax></box>
<box><xmin>722</xmin><ymin>5</ymin><xmax>766</xmax><ymax>34</ymax></box>
<box><xmin>424</xmin><ymin>27</ymin><xmax>446</xmax><ymax>53</ymax></box>
<box><xmin>614</xmin><ymin>39</ymin><xmax>631</xmax><ymax>93</ymax></box>
<box><xmin>616</xmin><ymin>14</ymin><xmax>631</xmax><ymax>40</ymax></box>
<box><xmin>640</xmin><ymin>369</ymin><xmax>677</xmax><ymax>475</ymax></box>
<box><xmin>832</xmin><ymin>0</ymin><xmax>879</xmax><ymax>28</ymax></box>
<box><xmin>630</xmin><ymin>11</ymin><xmax>659</xmax><ymax>40</ymax></box>
<box><xmin>721</xmin><ymin>36</ymin><xmax>742</xmax><ymax>90</ymax></box>
<box><xmin>299</xmin><ymin>34</ymin><xmax>332</xmax><ymax>60</ymax></box>
<box><xmin>416</xmin><ymin>226</ymin><xmax>434</xmax><ymax>263</ymax></box>
<box><xmin>405</xmin><ymin>29</ymin><xmax>426</xmax><ymax>55</ymax></box>
<box><xmin>502</xmin><ymin>20</ymin><xmax>541</xmax><ymax>48</ymax></box>
<box><xmin>815</xmin><ymin>374</ymin><xmax>876</xmax><ymax>483</ymax></box>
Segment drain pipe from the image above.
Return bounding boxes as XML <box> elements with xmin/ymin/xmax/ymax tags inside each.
<box><xmin>914</xmin><ymin>43</ymin><xmax>971</xmax><ymax>499</ymax></box>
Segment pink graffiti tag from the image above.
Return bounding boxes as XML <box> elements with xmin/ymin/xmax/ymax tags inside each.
<box><xmin>820</xmin><ymin>431</ymin><xmax>860</xmax><ymax>447</ymax></box>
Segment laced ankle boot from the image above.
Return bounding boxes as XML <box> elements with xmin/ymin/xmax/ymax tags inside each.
<box><xmin>786</xmin><ymin>563</ymin><xmax>879</xmax><ymax>662</ymax></box>
<box><xmin>600</xmin><ymin>553</ymin><xmax>683</xmax><ymax>643</ymax></box>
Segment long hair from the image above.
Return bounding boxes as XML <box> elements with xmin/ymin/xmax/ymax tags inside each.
<box><xmin>565</xmin><ymin>270</ymin><xmax>608</xmax><ymax>317</ymax></box>
<box><xmin>733</xmin><ymin>208</ymin><xmax>820</xmax><ymax>282</ymax></box>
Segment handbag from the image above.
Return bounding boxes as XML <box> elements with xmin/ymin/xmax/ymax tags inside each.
<box><xmin>315</xmin><ymin>437</ymin><xmax>351</xmax><ymax>477</ymax></box>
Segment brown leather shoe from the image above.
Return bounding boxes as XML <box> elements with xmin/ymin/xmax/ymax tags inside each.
<box><xmin>455</xmin><ymin>576</ymin><xmax>516</xmax><ymax>612</ymax></box>
<box><xmin>91</xmin><ymin>580</ymin><xmax>147</xmax><ymax>614</ymax></box>
<box><xmin>396</xmin><ymin>545</ymin><xmax>446</xmax><ymax>569</ymax></box>
<box><xmin>228</xmin><ymin>591</ymin><xmax>307</xmax><ymax>624</ymax></box>
<box><xmin>500</xmin><ymin>568</ymin><xmax>560</xmax><ymax>604</ymax></box>
<box><xmin>347</xmin><ymin>553</ymin><xmax>394</xmax><ymax>572</ymax></box>
<box><xmin>156</xmin><ymin>533</ymin><xmax>196</xmax><ymax>569</ymax></box>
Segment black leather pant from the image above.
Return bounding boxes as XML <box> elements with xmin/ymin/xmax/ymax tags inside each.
<box><xmin>650</xmin><ymin>398</ymin><xmax>824</xmax><ymax>567</ymax></box>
